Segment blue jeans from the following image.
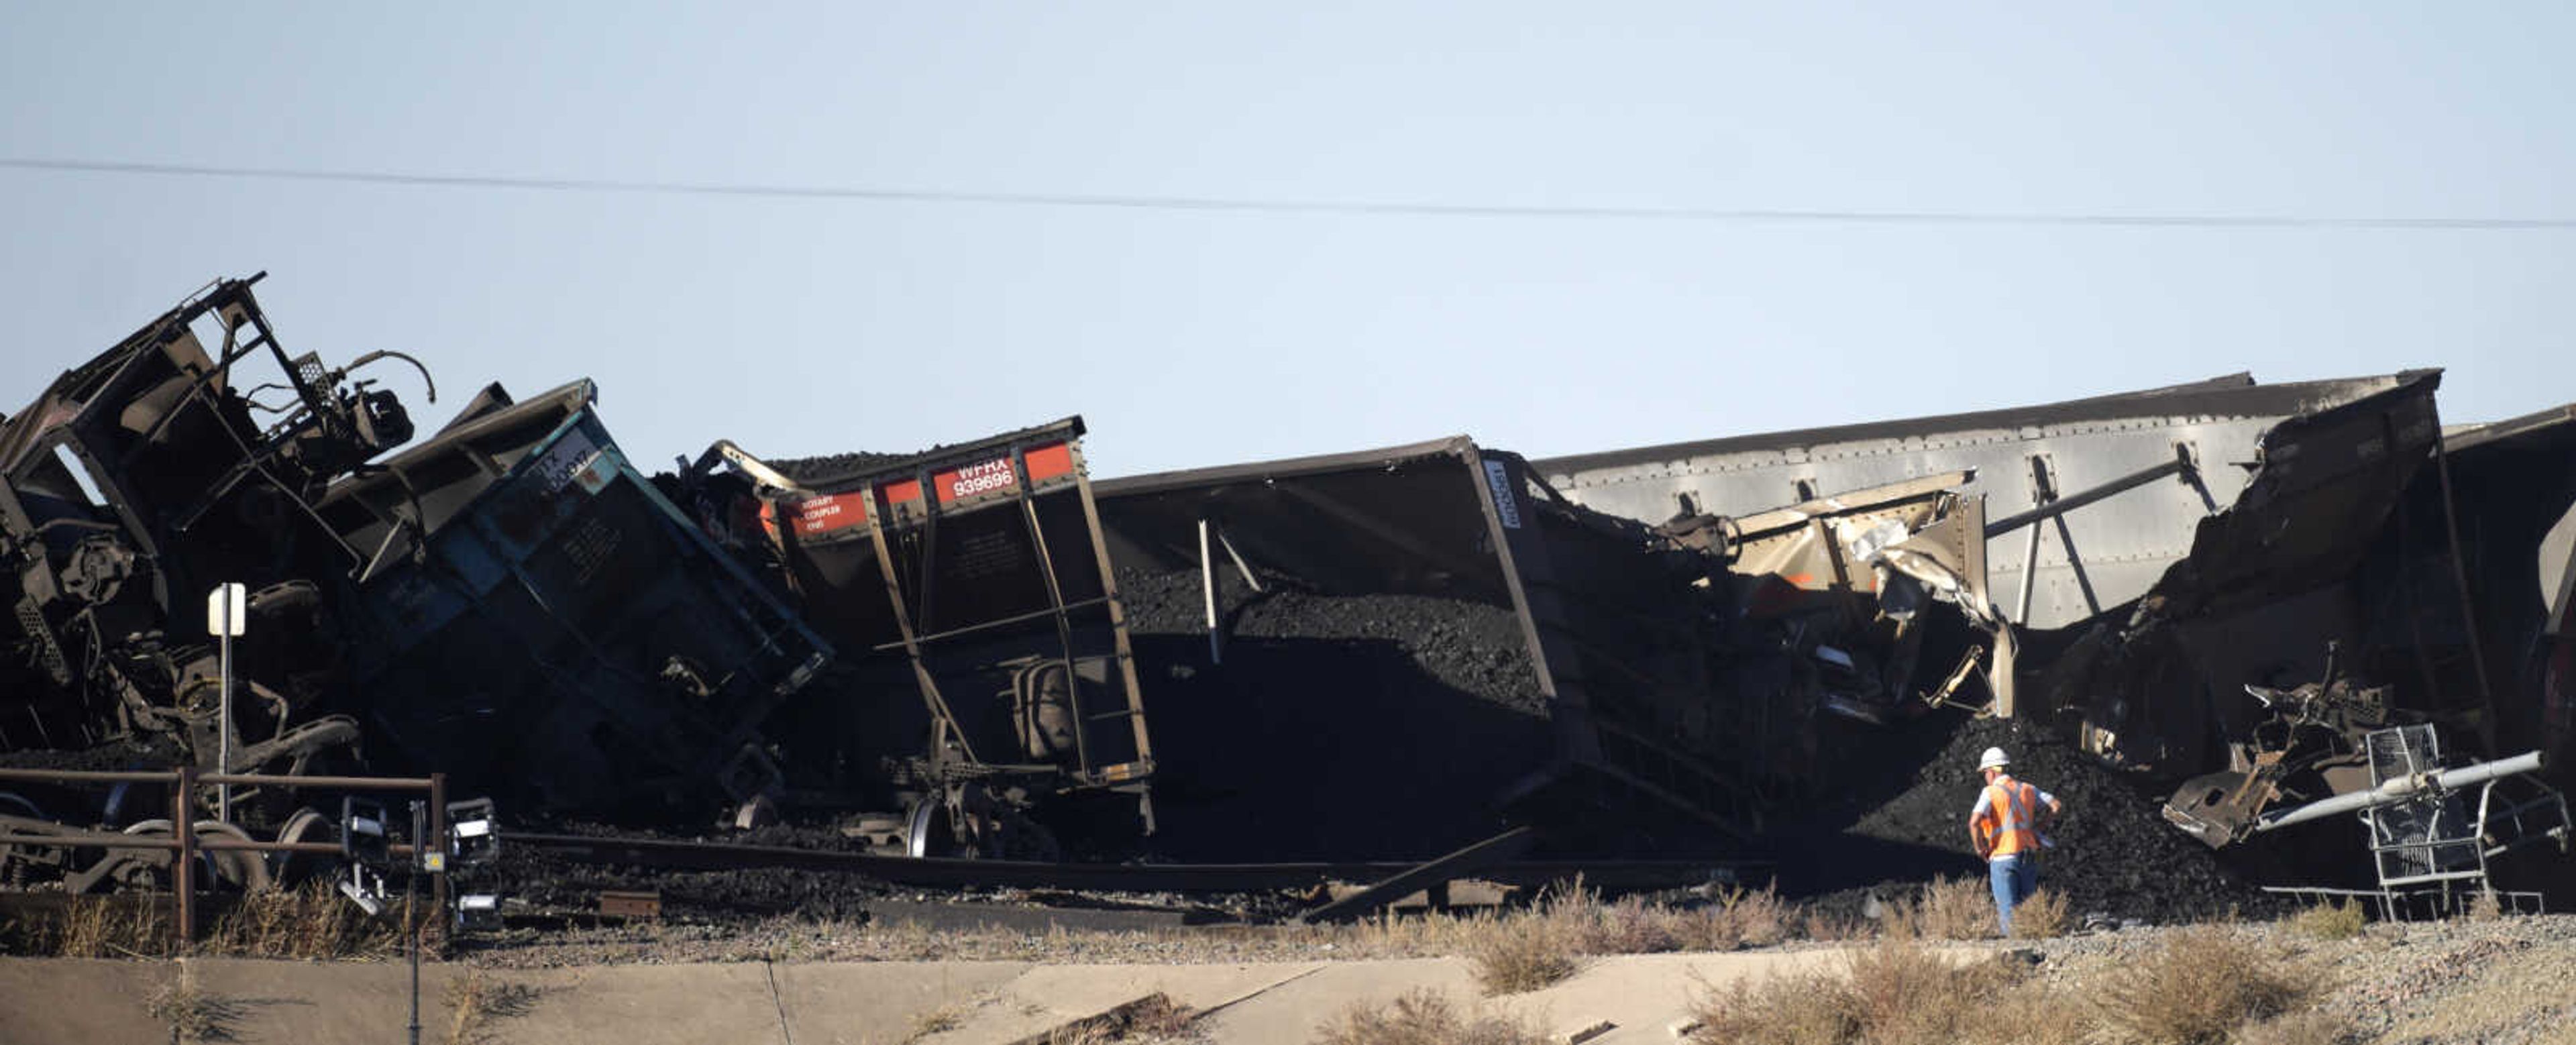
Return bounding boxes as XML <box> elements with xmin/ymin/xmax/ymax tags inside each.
<box><xmin>1990</xmin><ymin>855</ymin><xmax>2038</xmax><ymax>935</ymax></box>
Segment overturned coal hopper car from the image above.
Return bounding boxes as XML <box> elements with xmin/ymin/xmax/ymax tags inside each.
<box><xmin>313</xmin><ymin>382</ymin><xmax>833</xmax><ymax>816</ymax></box>
<box><xmin>684</xmin><ymin>420</ymin><xmax>1156</xmax><ymax>859</ymax></box>
<box><xmin>1091</xmin><ymin>438</ymin><xmax>1782</xmax><ymax>859</ymax></box>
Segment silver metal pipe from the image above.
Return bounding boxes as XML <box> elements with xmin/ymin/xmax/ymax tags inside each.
<box><xmin>2014</xmin><ymin>510</ymin><xmax>2045</xmax><ymax>624</ymax></box>
<box><xmin>1199</xmin><ymin>518</ymin><xmax>1221</xmax><ymax>664</ymax></box>
<box><xmin>1219</xmin><ymin>531</ymin><xmax>1265</xmax><ymax>593</ymax></box>
<box><xmin>2255</xmin><ymin>751</ymin><xmax>2547</xmax><ymax>832</ymax></box>
<box><xmin>218</xmin><ymin>625</ymin><xmax>232</xmax><ymax>822</ymax></box>
<box><xmin>1984</xmin><ymin>457</ymin><xmax>2190</xmax><ymax>538</ymax></box>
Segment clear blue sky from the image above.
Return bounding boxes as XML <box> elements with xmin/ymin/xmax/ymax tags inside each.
<box><xmin>5</xmin><ymin>3</ymin><xmax>2571</xmax><ymax>478</ymax></box>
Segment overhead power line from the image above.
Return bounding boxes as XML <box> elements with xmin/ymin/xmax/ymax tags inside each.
<box><xmin>6</xmin><ymin>156</ymin><xmax>2575</xmax><ymax>229</ymax></box>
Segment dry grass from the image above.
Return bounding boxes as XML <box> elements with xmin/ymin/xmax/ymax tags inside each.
<box><xmin>1688</xmin><ymin>936</ymin><xmax>2076</xmax><ymax>1045</ymax></box>
<box><xmin>1689</xmin><ymin>936</ymin><xmax>2101</xmax><ymax>1045</ymax></box>
<box><xmin>1887</xmin><ymin>875</ymin><xmax>1994</xmax><ymax>941</ymax></box>
<box><xmin>2468</xmin><ymin>889</ymin><xmax>2505</xmax><ymax>922</ymax></box>
<box><xmin>500</xmin><ymin>885</ymin><xmax>1893</xmax><ymax>970</ymax></box>
<box><xmin>202</xmin><ymin>880</ymin><xmax>411</xmax><ymax>960</ymax></box>
<box><xmin>1370</xmin><ymin>886</ymin><xmax>1801</xmax><ymax>969</ymax></box>
<box><xmin>1040</xmin><ymin>992</ymin><xmax>1199</xmax><ymax>1044</ymax></box>
<box><xmin>1682</xmin><ymin>884</ymin><xmax>1790</xmax><ymax>950</ymax></box>
<box><xmin>2008</xmin><ymin>888</ymin><xmax>2070</xmax><ymax>940</ymax></box>
<box><xmin>903</xmin><ymin>1002</ymin><xmax>967</xmax><ymax>1042</ymax></box>
<box><xmin>1802</xmin><ymin>908</ymin><xmax>1868</xmax><ymax>942</ymax></box>
<box><xmin>146</xmin><ymin>962</ymin><xmax>242</xmax><ymax>1043</ymax></box>
<box><xmin>32</xmin><ymin>881</ymin><xmax>415</xmax><ymax>960</ymax></box>
<box><xmin>1690</xmin><ymin>962</ymin><xmax>1856</xmax><ymax>1045</ymax></box>
<box><xmin>2234</xmin><ymin>1009</ymin><xmax>2355</xmax><ymax>1045</ymax></box>
<box><xmin>1563</xmin><ymin>892</ymin><xmax>1678</xmax><ymax>954</ymax></box>
<box><xmin>2093</xmin><ymin>926</ymin><xmax>2320</xmax><ymax>1045</ymax></box>
<box><xmin>1981</xmin><ymin>977</ymin><xmax>2099</xmax><ymax>1045</ymax></box>
<box><xmin>1310</xmin><ymin>988</ymin><xmax>1550</xmax><ymax>1045</ymax></box>
<box><xmin>1460</xmin><ymin>880</ymin><xmax>1795</xmax><ymax>960</ymax></box>
<box><xmin>2286</xmin><ymin>899</ymin><xmax>2367</xmax><ymax>942</ymax></box>
<box><xmin>58</xmin><ymin>894</ymin><xmax>125</xmax><ymax>958</ymax></box>
<box><xmin>443</xmin><ymin>966</ymin><xmax>543</xmax><ymax>1045</ymax></box>
<box><xmin>1465</xmin><ymin>911</ymin><xmax>1578</xmax><ymax>995</ymax></box>
<box><xmin>2375</xmin><ymin>940</ymin><xmax>2576</xmax><ymax>1044</ymax></box>
<box><xmin>54</xmin><ymin>895</ymin><xmax>166</xmax><ymax>958</ymax></box>
<box><xmin>1842</xmin><ymin>939</ymin><xmax>2002</xmax><ymax>1044</ymax></box>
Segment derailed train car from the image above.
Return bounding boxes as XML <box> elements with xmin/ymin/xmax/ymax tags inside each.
<box><xmin>313</xmin><ymin>382</ymin><xmax>833</xmax><ymax>816</ymax></box>
<box><xmin>1092</xmin><ymin>438</ymin><xmax>1782</xmax><ymax>855</ymax></box>
<box><xmin>1</xmin><ymin>276</ymin><xmax>832</xmax><ymax>834</ymax></box>
<box><xmin>0</xmin><ymin>274</ymin><xmax>412</xmax><ymax>777</ymax></box>
<box><xmin>681</xmin><ymin>420</ymin><xmax>1157</xmax><ymax>858</ymax></box>
<box><xmin>1544</xmin><ymin>370</ymin><xmax>2576</xmax><ymax>893</ymax></box>
<box><xmin>8</xmin><ymin>275</ymin><xmax>2567</xmax><ymax>899</ymax></box>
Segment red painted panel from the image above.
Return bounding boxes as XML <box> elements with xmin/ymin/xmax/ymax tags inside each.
<box><xmin>787</xmin><ymin>491</ymin><xmax>871</xmax><ymax>536</ymax></box>
<box><xmin>1024</xmin><ymin>441</ymin><xmax>1077</xmax><ymax>483</ymax></box>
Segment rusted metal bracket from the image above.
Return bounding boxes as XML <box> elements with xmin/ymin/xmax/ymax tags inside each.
<box><xmin>1921</xmin><ymin>645</ymin><xmax>1990</xmax><ymax>714</ymax></box>
<box><xmin>597</xmin><ymin>889</ymin><xmax>662</xmax><ymax>920</ymax></box>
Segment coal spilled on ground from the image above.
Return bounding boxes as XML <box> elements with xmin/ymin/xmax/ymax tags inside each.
<box><xmin>1116</xmin><ymin>567</ymin><xmax>1554</xmax><ymax>863</ymax></box>
<box><xmin>472</xmin><ymin>820</ymin><xmax>885</xmax><ymax>924</ymax></box>
<box><xmin>1758</xmin><ymin>711</ymin><xmax>2277</xmax><ymax>925</ymax></box>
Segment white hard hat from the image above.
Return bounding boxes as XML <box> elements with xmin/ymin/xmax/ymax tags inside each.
<box><xmin>1977</xmin><ymin>747</ymin><xmax>2010</xmax><ymax>771</ymax></box>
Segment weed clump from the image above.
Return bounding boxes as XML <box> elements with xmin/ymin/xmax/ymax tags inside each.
<box><xmin>2008</xmin><ymin>889</ymin><xmax>2070</xmax><ymax>940</ymax></box>
<box><xmin>1692</xmin><ymin>884</ymin><xmax>1790</xmax><ymax>950</ymax></box>
<box><xmin>444</xmin><ymin>966</ymin><xmax>543</xmax><ymax>1045</ymax></box>
<box><xmin>203</xmin><ymin>880</ymin><xmax>409</xmax><ymax>959</ymax></box>
<box><xmin>1688</xmin><ymin>936</ymin><xmax>2085</xmax><ymax>1045</ymax></box>
<box><xmin>53</xmin><ymin>895</ymin><xmax>166</xmax><ymax>958</ymax></box>
<box><xmin>2094</xmin><ymin>926</ymin><xmax>2320</xmax><ymax>1045</ymax></box>
<box><xmin>1466</xmin><ymin>912</ymin><xmax>1578</xmax><ymax>996</ymax></box>
<box><xmin>1040</xmin><ymin>992</ymin><xmax>1197</xmax><ymax>1044</ymax></box>
<box><xmin>1311</xmin><ymin>988</ymin><xmax>1548</xmax><ymax>1045</ymax></box>
<box><xmin>146</xmin><ymin>962</ymin><xmax>242</xmax><ymax>1043</ymax></box>
<box><xmin>2287</xmin><ymin>899</ymin><xmax>2366</xmax><ymax>942</ymax></box>
<box><xmin>1890</xmin><ymin>875</ymin><xmax>1994</xmax><ymax>941</ymax></box>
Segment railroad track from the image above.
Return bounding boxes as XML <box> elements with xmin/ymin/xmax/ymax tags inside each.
<box><xmin>513</xmin><ymin>830</ymin><xmax>1761</xmax><ymax>911</ymax></box>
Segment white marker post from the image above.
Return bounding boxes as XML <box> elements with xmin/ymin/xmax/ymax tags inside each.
<box><xmin>207</xmin><ymin>583</ymin><xmax>247</xmax><ymax>822</ymax></box>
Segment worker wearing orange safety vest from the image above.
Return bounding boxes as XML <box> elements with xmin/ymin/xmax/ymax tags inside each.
<box><xmin>1968</xmin><ymin>746</ymin><xmax>2062</xmax><ymax>936</ymax></box>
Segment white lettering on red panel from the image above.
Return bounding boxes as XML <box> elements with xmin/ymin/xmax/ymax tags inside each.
<box><xmin>943</xmin><ymin>457</ymin><xmax>1018</xmax><ymax>500</ymax></box>
<box><xmin>792</xmin><ymin>492</ymin><xmax>869</xmax><ymax>535</ymax></box>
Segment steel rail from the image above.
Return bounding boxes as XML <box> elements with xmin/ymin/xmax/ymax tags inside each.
<box><xmin>0</xmin><ymin>832</ymin><xmax>411</xmax><ymax>857</ymax></box>
<box><xmin>0</xmin><ymin>768</ymin><xmax>439</xmax><ymax>789</ymax></box>
<box><xmin>511</xmin><ymin>832</ymin><xmax>1757</xmax><ymax>894</ymax></box>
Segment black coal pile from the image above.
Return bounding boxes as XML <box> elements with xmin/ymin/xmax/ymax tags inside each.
<box><xmin>1772</xmin><ymin>713</ymin><xmax>2272</xmax><ymax>924</ymax></box>
<box><xmin>767</xmin><ymin>449</ymin><xmax>908</xmax><ymax>484</ymax></box>
<box><xmin>1118</xmin><ymin>568</ymin><xmax>1546</xmax><ymax>715</ymax></box>
<box><xmin>1116</xmin><ymin>568</ymin><xmax>1554</xmax><ymax>862</ymax></box>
